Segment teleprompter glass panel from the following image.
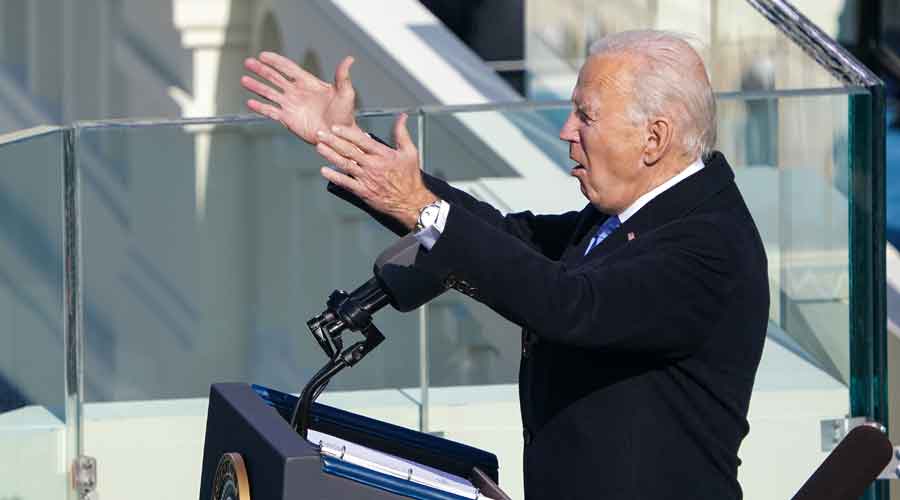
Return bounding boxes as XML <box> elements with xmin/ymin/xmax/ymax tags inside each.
<box><xmin>0</xmin><ymin>127</ymin><xmax>67</xmax><ymax>499</ymax></box>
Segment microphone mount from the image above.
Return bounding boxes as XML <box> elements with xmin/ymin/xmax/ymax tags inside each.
<box><xmin>289</xmin><ymin>233</ymin><xmax>447</xmax><ymax>439</ymax></box>
<box><xmin>291</xmin><ymin>280</ymin><xmax>388</xmax><ymax>438</ymax></box>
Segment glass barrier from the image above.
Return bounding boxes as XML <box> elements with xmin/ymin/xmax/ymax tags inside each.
<box><xmin>524</xmin><ymin>0</ymin><xmax>844</xmax><ymax>101</ymax></box>
<box><xmin>418</xmin><ymin>88</ymin><xmax>866</xmax><ymax>498</ymax></box>
<box><xmin>74</xmin><ymin>114</ymin><xmax>423</xmax><ymax>500</ymax></box>
<box><xmin>0</xmin><ymin>98</ymin><xmax>883</xmax><ymax>499</ymax></box>
<box><xmin>0</xmin><ymin>2</ymin><xmax>884</xmax><ymax>498</ymax></box>
<box><xmin>64</xmin><ymin>90</ymin><xmax>883</xmax><ymax>500</ymax></box>
<box><xmin>0</xmin><ymin>126</ymin><xmax>68</xmax><ymax>499</ymax></box>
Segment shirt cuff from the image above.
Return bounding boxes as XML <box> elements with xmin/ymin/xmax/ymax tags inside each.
<box><xmin>414</xmin><ymin>199</ymin><xmax>451</xmax><ymax>250</ymax></box>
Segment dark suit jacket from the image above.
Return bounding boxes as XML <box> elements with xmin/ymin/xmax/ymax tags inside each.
<box><xmin>332</xmin><ymin>151</ymin><xmax>769</xmax><ymax>499</ymax></box>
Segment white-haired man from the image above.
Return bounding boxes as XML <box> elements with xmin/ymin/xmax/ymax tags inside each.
<box><xmin>242</xmin><ymin>30</ymin><xmax>769</xmax><ymax>499</ymax></box>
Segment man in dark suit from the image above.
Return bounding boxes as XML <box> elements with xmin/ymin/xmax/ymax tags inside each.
<box><xmin>242</xmin><ymin>30</ymin><xmax>769</xmax><ymax>500</ymax></box>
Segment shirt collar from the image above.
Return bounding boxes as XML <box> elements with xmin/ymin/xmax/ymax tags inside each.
<box><xmin>617</xmin><ymin>157</ymin><xmax>705</xmax><ymax>223</ymax></box>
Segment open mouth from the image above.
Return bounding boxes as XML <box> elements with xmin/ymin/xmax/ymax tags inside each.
<box><xmin>572</xmin><ymin>164</ymin><xmax>586</xmax><ymax>172</ymax></box>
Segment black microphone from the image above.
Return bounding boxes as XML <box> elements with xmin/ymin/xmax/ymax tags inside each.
<box><xmin>791</xmin><ymin>424</ymin><xmax>893</xmax><ymax>500</ymax></box>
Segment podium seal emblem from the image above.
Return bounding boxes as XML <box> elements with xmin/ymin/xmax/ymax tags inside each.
<box><xmin>211</xmin><ymin>452</ymin><xmax>250</xmax><ymax>500</ymax></box>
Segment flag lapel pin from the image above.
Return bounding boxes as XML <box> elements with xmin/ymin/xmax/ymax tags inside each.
<box><xmin>627</xmin><ymin>232</ymin><xmax>635</xmax><ymax>241</ymax></box>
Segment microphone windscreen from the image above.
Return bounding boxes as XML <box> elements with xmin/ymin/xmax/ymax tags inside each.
<box><xmin>792</xmin><ymin>424</ymin><xmax>892</xmax><ymax>500</ymax></box>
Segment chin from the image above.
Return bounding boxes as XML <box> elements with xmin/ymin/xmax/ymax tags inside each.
<box><xmin>577</xmin><ymin>182</ymin><xmax>589</xmax><ymax>199</ymax></box>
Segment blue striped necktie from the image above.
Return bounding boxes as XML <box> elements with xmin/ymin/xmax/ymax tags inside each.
<box><xmin>584</xmin><ymin>215</ymin><xmax>621</xmax><ymax>256</ymax></box>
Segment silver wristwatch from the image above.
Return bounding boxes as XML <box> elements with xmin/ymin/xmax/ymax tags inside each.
<box><xmin>415</xmin><ymin>200</ymin><xmax>442</xmax><ymax>232</ymax></box>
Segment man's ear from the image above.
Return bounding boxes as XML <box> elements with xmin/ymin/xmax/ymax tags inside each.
<box><xmin>643</xmin><ymin>117</ymin><xmax>673</xmax><ymax>166</ymax></box>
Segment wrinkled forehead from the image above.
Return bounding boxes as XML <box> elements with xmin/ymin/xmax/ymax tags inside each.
<box><xmin>572</xmin><ymin>53</ymin><xmax>638</xmax><ymax>110</ymax></box>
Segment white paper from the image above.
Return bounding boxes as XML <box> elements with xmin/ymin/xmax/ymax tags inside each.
<box><xmin>308</xmin><ymin>429</ymin><xmax>494</xmax><ymax>500</ymax></box>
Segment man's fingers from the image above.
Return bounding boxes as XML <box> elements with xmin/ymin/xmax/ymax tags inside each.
<box><xmin>334</xmin><ymin>56</ymin><xmax>355</xmax><ymax>95</ymax></box>
<box><xmin>243</xmin><ymin>58</ymin><xmax>290</xmax><ymax>90</ymax></box>
<box><xmin>316</xmin><ymin>141</ymin><xmax>363</xmax><ymax>174</ymax></box>
<box><xmin>330</xmin><ymin>125</ymin><xmax>391</xmax><ymax>156</ymax></box>
<box><xmin>259</xmin><ymin>51</ymin><xmax>322</xmax><ymax>87</ymax></box>
<box><xmin>393</xmin><ymin>113</ymin><xmax>414</xmax><ymax>151</ymax></box>
<box><xmin>316</xmin><ymin>142</ymin><xmax>364</xmax><ymax>178</ymax></box>
<box><xmin>321</xmin><ymin>166</ymin><xmax>364</xmax><ymax>194</ymax></box>
<box><xmin>240</xmin><ymin>76</ymin><xmax>283</xmax><ymax>104</ymax></box>
<box><xmin>246</xmin><ymin>99</ymin><xmax>281</xmax><ymax>121</ymax></box>
<box><xmin>317</xmin><ymin>130</ymin><xmax>367</xmax><ymax>163</ymax></box>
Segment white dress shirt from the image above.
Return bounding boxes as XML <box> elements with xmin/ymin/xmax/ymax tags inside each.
<box><xmin>617</xmin><ymin>157</ymin><xmax>705</xmax><ymax>223</ymax></box>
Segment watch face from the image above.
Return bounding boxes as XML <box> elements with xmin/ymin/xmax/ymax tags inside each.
<box><xmin>423</xmin><ymin>206</ymin><xmax>439</xmax><ymax>219</ymax></box>
<box><xmin>420</xmin><ymin>205</ymin><xmax>440</xmax><ymax>226</ymax></box>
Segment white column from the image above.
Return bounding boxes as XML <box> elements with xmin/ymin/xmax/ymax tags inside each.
<box><xmin>173</xmin><ymin>0</ymin><xmax>253</xmax><ymax>117</ymax></box>
<box><xmin>173</xmin><ymin>0</ymin><xmax>254</xmax><ymax>215</ymax></box>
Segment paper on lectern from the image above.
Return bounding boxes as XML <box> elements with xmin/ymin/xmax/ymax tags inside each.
<box><xmin>307</xmin><ymin>429</ymin><xmax>495</xmax><ymax>500</ymax></box>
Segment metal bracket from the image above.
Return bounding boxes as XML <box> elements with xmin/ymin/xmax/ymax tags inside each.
<box><xmin>820</xmin><ymin>416</ymin><xmax>868</xmax><ymax>452</ymax></box>
<box><xmin>820</xmin><ymin>417</ymin><xmax>898</xmax><ymax>480</ymax></box>
<box><xmin>878</xmin><ymin>446</ymin><xmax>900</xmax><ymax>480</ymax></box>
<box><xmin>73</xmin><ymin>455</ymin><xmax>98</xmax><ymax>499</ymax></box>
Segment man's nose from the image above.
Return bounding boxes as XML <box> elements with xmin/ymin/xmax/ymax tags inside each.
<box><xmin>559</xmin><ymin>112</ymin><xmax>579</xmax><ymax>142</ymax></box>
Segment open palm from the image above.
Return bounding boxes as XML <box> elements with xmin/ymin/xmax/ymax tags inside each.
<box><xmin>241</xmin><ymin>52</ymin><xmax>357</xmax><ymax>144</ymax></box>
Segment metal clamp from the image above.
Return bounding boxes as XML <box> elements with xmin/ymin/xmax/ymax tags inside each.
<box><xmin>820</xmin><ymin>417</ymin><xmax>898</xmax><ymax>480</ymax></box>
<box><xmin>73</xmin><ymin>455</ymin><xmax>98</xmax><ymax>499</ymax></box>
<box><xmin>878</xmin><ymin>446</ymin><xmax>900</xmax><ymax>480</ymax></box>
<box><xmin>820</xmin><ymin>416</ymin><xmax>870</xmax><ymax>452</ymax></box>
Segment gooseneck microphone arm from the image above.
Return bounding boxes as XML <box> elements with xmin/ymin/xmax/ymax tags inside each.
<box><xmin>290</xmin><ymin>323</ymin><xmax>386</xmax><ymax>438</ymax></box>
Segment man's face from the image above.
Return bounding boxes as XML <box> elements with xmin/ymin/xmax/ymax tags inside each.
<box><xmin>559</xmin><ymin>54</ymin><xmax>647</xmax><ymax>214</ymax></box>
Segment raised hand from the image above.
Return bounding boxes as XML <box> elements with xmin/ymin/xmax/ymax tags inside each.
<box><xmin>315</xmin><ymin>113</ymin><xmax>437</xmax><ymax>229</ymax></box>
<box><xmin>241</xmin><ymin>52</ymin><xmax>357</xmax><ymax>144</ymax></box>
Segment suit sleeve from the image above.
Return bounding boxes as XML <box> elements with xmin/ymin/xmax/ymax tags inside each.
<box><xmin>328</xmin><ymin>172</ymin><xmax>581</xmax><ymax>259</ymax></box>
<box><xmin>413</xmin><ymin>202</ymin><xmax>741</xmax><ymax>358</ymax></box>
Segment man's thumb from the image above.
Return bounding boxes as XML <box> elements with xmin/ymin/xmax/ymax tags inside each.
<box><xmin>335</xmin><ymin>56</ymin><xmax>355</xmax><ymax>94</ymax></box>
<box><xmin>394</xmin><ymin>113</ymin><xmax>414</xmax><ymax>150</ymax></box>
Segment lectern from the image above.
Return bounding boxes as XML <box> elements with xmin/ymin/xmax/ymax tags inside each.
<box><xmin>198</xmin><ymin>383</ymin><xmax>503</xmax><ymax>500</ymax></box>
